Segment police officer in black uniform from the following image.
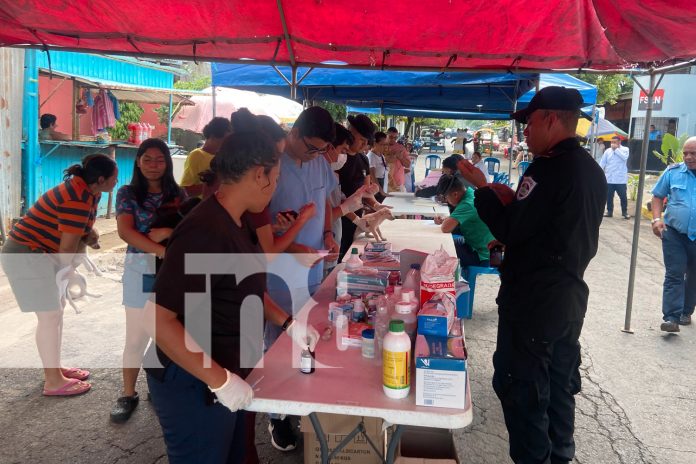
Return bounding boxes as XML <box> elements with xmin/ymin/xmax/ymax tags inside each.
<box><xmin>457</xmin><ymin>87</ymin><xmax>607</xmax><ymax>464</ymax></box>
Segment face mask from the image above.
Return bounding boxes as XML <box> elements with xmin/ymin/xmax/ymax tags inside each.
<box><xmin>331</xmin><ymin>152</ymin><xmax>348</xmax><ymax>171</ymax></box>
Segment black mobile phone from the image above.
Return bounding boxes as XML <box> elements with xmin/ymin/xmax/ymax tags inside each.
<box><xmin>280</xmin><ymin>210</ymin><xmax>299</xmax><ymax>220</ymax></box>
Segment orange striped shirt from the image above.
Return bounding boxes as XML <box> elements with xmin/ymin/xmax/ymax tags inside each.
<box><xmin>10</xmin><ymin>176</ymin><xmax>99</xmax><ymax>253</ymax></box>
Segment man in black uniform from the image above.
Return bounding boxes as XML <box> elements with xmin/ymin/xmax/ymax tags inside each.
<box><xmin>337</xmin><ymin>114</ymin><xmax>378</xmax><ymax>260</ymax></box>
<box><xmin>457</xmin><ymin>87</ymin><xmax>607</xmax><ymax>464</ymax></box>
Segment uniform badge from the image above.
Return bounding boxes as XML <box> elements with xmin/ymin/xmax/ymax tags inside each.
<box><xmin>516</xmin><ymin>176</ymin><xmax>537</xmax><ymax>200</ymax></box>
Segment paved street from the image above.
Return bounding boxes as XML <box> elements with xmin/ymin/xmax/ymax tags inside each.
<box><xmin>0</xmin><ymin>159</ymin><xmax>693</xmax><ymax>463</ymax></box>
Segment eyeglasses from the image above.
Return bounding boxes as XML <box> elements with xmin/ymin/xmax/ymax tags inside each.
<box><xmin>302</xmin><ymin>137</ymin><xmax>328</xmax><ymax>155</ymax></box>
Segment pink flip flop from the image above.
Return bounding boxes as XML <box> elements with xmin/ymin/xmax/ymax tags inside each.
<box><xmin>61</xmin><ymin>367</ymin><xmax>90</xmax><ymax>381</ymax></box>
<box><xmin>43</xmin><ymin>378</ymin><xmax>92</xmax><ymax>397</ymax></box>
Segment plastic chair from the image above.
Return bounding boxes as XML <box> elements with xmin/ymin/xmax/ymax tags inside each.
<box><xmin>461</xmin><ymin>266</ymin><xmax>500</xmax><ymax>319</ymax></box>
<box><xmin>518</xmin><ymin>161</ymin><xmax>530</xmax><ymax>176</ymax></box>
<box><xmin>483</xmin><ymin>157</ymin><xmax>500</xmax><ymax>175</ymax></box>
<box><xmin>424</xmin><ymin>154</ymin><xmax>442</xmax><ymax>177</ymax></box>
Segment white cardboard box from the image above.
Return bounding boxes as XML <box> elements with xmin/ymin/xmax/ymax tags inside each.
<box><xmin>415</xmin><ymin>333</ymin><xmax>467</xmax><ymax>409</ymax></box>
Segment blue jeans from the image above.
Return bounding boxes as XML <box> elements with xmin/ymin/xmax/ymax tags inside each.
<box><xmin>453</xmin><ymin>234</ymin><xmax>489</xmax><ymax>269</ymax></box>
<box><xmin>661</xmin><ymin>226</ymin><xmax>696</xmax><ymax>323</ymax></box>
<box><xmin>147</xmin><ymin>362</ymin><xmax>247</xmax><ymax>464</ymax></box>
<box><xmin>606</xmin><ymin>183</ymin><xmax>627</xmax><ymax>216</ymax></box>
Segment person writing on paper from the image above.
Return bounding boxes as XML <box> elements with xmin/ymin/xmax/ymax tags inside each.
<box><xmin>144</xmin><ymin>128</ymin><xmax>319</xmax><ymax>463</ymax></box>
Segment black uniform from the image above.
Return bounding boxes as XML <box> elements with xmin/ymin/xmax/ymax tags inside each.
<box><xmin>473</xmin><ymin>138</ymin><xmax>607</xmax><ymax>464</ymax></box>
<box><xmin>337</xmin><ymin>152</ymin><xmax>370</xmax><ymax>260</ymax></box>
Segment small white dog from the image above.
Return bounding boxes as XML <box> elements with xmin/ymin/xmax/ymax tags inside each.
<box><xmin>64</xmin><ymin>229</ymin><xmax>103</xmax><ymax>313</ymax></box>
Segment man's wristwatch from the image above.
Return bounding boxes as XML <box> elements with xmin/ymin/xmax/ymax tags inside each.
<box><xmin>651</xmin><ymin>217</ymin><xmax>662</xmax><ymax>224</ymax></box>
<box><xmin>281</xmin><ymin>316</ymin><xmax>294</xmax><ymax>331</ymax></box>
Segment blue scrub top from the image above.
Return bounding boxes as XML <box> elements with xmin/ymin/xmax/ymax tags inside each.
<box><xmin>268</xmin><ymin>152</ymin><xmax>338</xmax><ymax>290</ymax></box>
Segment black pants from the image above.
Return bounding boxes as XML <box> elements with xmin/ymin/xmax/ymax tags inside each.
<box><xmin>492</xmin><ymin>317</ymin><xmax>583</xmax><ymax>464</ymax></box>
<box><xmin>375</xmin><ymin>177</ymin><xmax>386</xmax><ymax>203</ymax></box>
<box><xmin>606</xmin><ymin>183</ymin><xmax>627</xmax><ymax>216</ymax></box>
<box><xmin>339</xmin><ymin>215</ymin><xmax>358</xmax><ymax>262</ymax></box>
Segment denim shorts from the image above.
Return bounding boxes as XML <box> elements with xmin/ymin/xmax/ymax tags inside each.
<box><xmin>121</xmin><ymin>255</ymin><xmax>156</xmax><ymax>308</ymax></box>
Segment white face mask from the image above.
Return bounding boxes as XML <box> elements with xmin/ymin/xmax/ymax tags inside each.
<box><xmin>331</xmin><ymin>152</ymin><xmax>348</xmax><ymax>171</ymax></box>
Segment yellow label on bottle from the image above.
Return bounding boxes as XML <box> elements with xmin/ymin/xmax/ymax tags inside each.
<box><xmin>383</xmin><ymin>350</ymin><xmax>410</xmax><ymax>389</ymax></box>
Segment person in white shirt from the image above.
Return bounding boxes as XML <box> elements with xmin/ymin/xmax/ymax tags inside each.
<box><xmin>599</xmin><ymin>136</ymin><xmax>630</xmax><ymax>219</ymax></box>
<box><xmin>367</xmin><ymin>131</ymin><xmax>389</xmax><ymax>201</ymax></box>
<box><xmin>471</xmin><ymin>151</ymin><xmax>491</xmax><ymax>183</ymax></box>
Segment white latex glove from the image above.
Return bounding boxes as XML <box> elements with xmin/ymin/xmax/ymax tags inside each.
<box><xmin>286</xmin><ymin>319</ymin><xmax>320</xmax><ymax>351</ymax></box>
<box><xmin>363</xmin><ymin>183</ymin><xmax>380</xmax><ymax>196</ymax></box>
<box><xmin>55</xmin><ymin>265</ymin><xmax>75</xmax><ymax>307</ymax></box>
<box><xmin>340</xmin><ymin>187</ymin><xmax>366</xmax><ymax>215</ymax></box>
<box><xmin>209</xmin><ymin>369</ymin><xmax>254</xmax><ymax>412</ymax></box>
<box><xmin>352</xmin><ymin>216</ymin><xmax>370</xmax><ymax>233</ymax></box>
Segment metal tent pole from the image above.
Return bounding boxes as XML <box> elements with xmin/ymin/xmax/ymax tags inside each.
<box><xmin>212</xmin><ymin>86</ymin><xmax>217</xmax><ymax>117</ymax></box>
<box><xmin>623</xmin><ymin>71</ymin><xmax>663</xmax><ymax>333</ymax></box>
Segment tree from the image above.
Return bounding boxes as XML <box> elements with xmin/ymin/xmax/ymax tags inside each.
<box><xmin>108</xmin><ymin>102</ymin><xmax>144</xmax><ymax>140</ymax></box>
<box><xmin>155</xmin><ymin>76</ymin><xmax>213</xmax><ymax>125</ymax></box>
<box><xmin>316</xmin><ymin>101</ymin><xmax>347</xmax><ymax>123</ymax></box>
<box><xmin>575</xmin><ymin>74</ymin><xmax>633</xmax><ymax>105</ymax></box>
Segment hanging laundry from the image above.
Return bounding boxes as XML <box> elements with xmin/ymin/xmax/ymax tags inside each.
<box><xmin>91</xmin><ymin>89</ymin><xmax>116</xmax><ymax>134</ymax></box>
<box><xmin>107</xmin><ymin>90</ymin><xmax>120</xmax><ymax>120</ymax></box>
<box><xmin>84</xmin><ymin>88</ymin><xmax>94</xmax><ymax>107</ymax></box>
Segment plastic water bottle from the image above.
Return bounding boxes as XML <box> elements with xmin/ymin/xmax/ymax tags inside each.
<box><xmin>402</xmin><ymin>264</ymin><xmax>421</xmax><ymax>308</ymax></box>
<box><xmin>335</xmin><ymin>314</ymin><xmax>349</xmax><ymax>351</ymax></box>
<box><xmin>346</xmin><ymin>247</ymin><xmax>363</xmax><ymax>270</ymax></box>
<box><xmin>375</xmin><ymin>295</ymin><xmax>390</xmax><ymax>360</ymax></box>
<box><xmin>394</xmin><ymin>301</ymin><xmax>417</xmax><ymax>339</ymax></box>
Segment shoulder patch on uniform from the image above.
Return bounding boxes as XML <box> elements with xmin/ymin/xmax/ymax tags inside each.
<box><xmin>516</xmin><ymin>176</ymin><xmax>537</xmax><ymax>200</ymax></box>
<box><xmin>667</xmin><ymin>162</ymin><xmax>683</xmax><ymax>170</ymax></box>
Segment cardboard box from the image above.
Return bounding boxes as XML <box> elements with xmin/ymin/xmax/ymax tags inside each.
<box><xmin>415</xmin><ymin>333</ymin><xmax>467</xmax><ymax>409</ymax></box>
<box><xmin>337</xmin><ymin>268</ymin><xmax>390</xmax><ymax>297</ymax></box>
<box><xmin>417</xmin><ymin>293</ymin><xmax>456</xmax><ymax>337</ymax></box>
<box><xmin>395</xmin><ymin>426</ymin><xmax>460</xmax><ymax>463</ymax></box>
<box><xmin>301</xmin><ymin>413</ymin><xmax>386</xmax><ymax>464</ymax></box>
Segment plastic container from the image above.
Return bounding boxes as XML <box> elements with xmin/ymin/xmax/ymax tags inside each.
<box><xmin>402</xmin><ymin>264</ymin><xmax>421</xmax><ymax>308</ymax></box>
<box><xmin>346</xmin><ymin>247</ymin><xmax>363</xmax><ymax>270</ymax></box>
<box><xmin>300</xmin><ymin>349</ymin><xmax>315</xmax><ymax>374</ymax></box>
<box><xmin>361</xmin><ymin>329</ymin><xmax>375</xmax><ymax>358</ymax></box>
<box><xmin>335</xmin><ymin>314</ymin><xmax>349</xmax><ymax>351</ymax></box>
<box><xmin>394</xmin><ymin>301</ymin><xmax>417</xmax><ymax>339</ymax></box>
<box><xmin>383</xmin><ymin>320</ymin><xmax>411</xmax><ymax>399</ymax></box>
<box><xmin>351</xmin><ymin>299</ymin><xmax>366</xmax><ymax>322</ymax></box>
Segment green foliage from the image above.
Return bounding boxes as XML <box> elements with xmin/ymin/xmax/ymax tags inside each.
<box><xmin>155</xmin><ymin>105</ymin><xmax>171</xmax><ymax>125</ymax></box>
<box><xmin>575</xmin><ymin>74</ymin><xmax>634</xmax><ymax>105</ymax></box>
<box><xmin>107</xmin><ymin>102</ymin><xmax>144</xmax><ymax>141</ymax></box>
<box><xmin>173</xmin><ymin>76</ymin><xmax>211</xmax><ymax>91</ymax></box>
<box><xmin>317</xmin><ymin>101</ymin><xmax>347</xmax><ymax>123</ymax></box>
<box><xmin>653</xmin><ymin>133</ymin><xmax>687</xmax><ymax>166</ymax></box>
<box><xmin>627</xmin><ymin>174</ymin><xmax>640</xmax><ymax>201</ymax></box>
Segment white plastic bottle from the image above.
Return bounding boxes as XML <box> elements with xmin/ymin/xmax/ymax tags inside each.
<box><xmin>335</xmin><ymin>314</ymin><xmax>349</xmax><ymax>351</ymax></box>
<box><xmin>383</xmin><ymin>320</ymin><xmax>411</xmax><ymax>399</ymax></box>
<box><xmin>393</xmin><ymin>301</ymin><xmax>417</xmax><ymax>339</ymax></box>
<box><xmin>374</xmin><ymin>295</ymin><xmax>390</xmax><ymax>359</ymax></box>
<box><xmin>402</xmin><ymin>264</ymin><xmax>421</xmax><ymax>307</ymax></box>
<box><xmin>346</xmin><ymin>247</ymin><xmax>363</xmax><ymax>270</ymax></box>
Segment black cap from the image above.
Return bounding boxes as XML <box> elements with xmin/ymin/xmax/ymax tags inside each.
<box><xmin>347</xmin><ymin>114</ymin><xmax>376</xmax><ymax>142</ymax></box>
<box><xmin>511</xmin><ymin>86</ymin><xmax>585</xmax><ymax>124</ymax></box>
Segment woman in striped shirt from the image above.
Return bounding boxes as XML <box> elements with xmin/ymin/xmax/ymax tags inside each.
<box><xmin>1</xmin><ymin>154</ymin><xmax>118</xmax><ymax>396</ymax></box>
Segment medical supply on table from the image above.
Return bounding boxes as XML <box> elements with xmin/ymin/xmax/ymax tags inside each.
<box><xmin>417</xmin><ymin>293</ymin><xmax>456</xmax><ymax>337</ymax></box>
<box><xmin>336</xmin><ymin>267</ymin><xmax>389</xmax><ymax>297</ymax></box>
<box><xmin>361</xmin><ymin>329</ymin><xmax>375</xmax><ymax>359</ymax></box>
<box><xmin>394</xmin><ymin>300</ymin><xmax>417</xmax><ymax>339</ymax></box>
<box><xmin>329</xmin><ymin>301</ymin><xmax>353</xmax><ymax>325</ymax></box>
<box><xmin>342</xmin><ymin>322</ymin><xmax>371</xmax><ymax>347</ymax></box>
<box><xmin>402</xmin><ymin>263</ymin><xmax>422</xmax><ymax>307</ymax></box>
<box><xmin>346</xmin><ymin>247</ymin><xmax>363</xmax><ymax>270</ymax></box>
<box><xmin>335</xmin><ymin>315</ymin><xmax>349</xmax><ymax>351</ymax></box>
<box><xmin>300</xmin><ymin>349</ymin><xmax>315</xmax><ymax>374</ymax></box>
<box><xmin>351</xmin><ymin>299</ymin><xmax>366</xmax><ymax>322</ymax></box>
<box><xmin>383</xmin><ymin>320</ymin><xmax>411</xmax><ymax>399</ymax></box>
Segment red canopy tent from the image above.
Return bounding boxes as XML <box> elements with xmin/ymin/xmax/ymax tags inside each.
<box><xmin>1</xmin><ymin>0</ymin><xmax>695</xmax><ymax>71</ymax></box>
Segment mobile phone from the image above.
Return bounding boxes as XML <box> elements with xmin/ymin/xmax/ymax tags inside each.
<box><xmin>280</xmin><ymin>210</ymin><xmax>299</xmax><ymax>220</ymax></box>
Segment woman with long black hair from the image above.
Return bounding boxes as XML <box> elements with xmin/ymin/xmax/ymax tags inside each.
<box><xmin>111</xmin><ymin>138</ymin><xmax>186</xmax><ymax>423</ymax></box>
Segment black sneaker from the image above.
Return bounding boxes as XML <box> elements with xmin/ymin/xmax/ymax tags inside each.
<box><xmin>660</xmin><ymin>321</ymin><xmax>680</xmax><ymax>333</ymax></box>
<box><xmin>604</xmin><ymin>213</ymin><xmax>613</xmax><ymax>218</ymax></box>
<box><xmin>679</xmin><ymin>315</ymin><xmax>692</xmax><ymax>326</ymax></box>
<box><xmin>268</xmin><ymin>417</ymin><xmax>297</xmax><ymax>451</ymax></box>
<box><xmin>110</xmin><ymin>392</ymin><xmax>139</xmax><ymax>423</ymax></box>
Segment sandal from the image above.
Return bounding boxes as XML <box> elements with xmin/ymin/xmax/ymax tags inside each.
<box><xmin>61</xmin><ymin>367</ymin><xmax>90</xmax><ymax>381</ymax></box>
<box><xmin>43</xmin><ymin>378</ymin><xmax>92</xmax><ymax>397</ymax></box>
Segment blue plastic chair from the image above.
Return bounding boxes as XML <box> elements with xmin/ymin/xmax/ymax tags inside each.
<box><xmin>518</xmin><ymin>161</ymin><xmax>530</xmax><ymax>176</ymax></box>
<box><xmin>424</xmin><ymin>154</ymin><xmax>442</xmax><ymax>177</ymax></box>
<box><xmin>483</xmin><ymin>157</ymin><xmax>500</xmax><ymax>176</ymax></box>
<box><xmin>460</xmin><ymin>265</ymin><xmax>500</xmax><ymax>319</ymax></box>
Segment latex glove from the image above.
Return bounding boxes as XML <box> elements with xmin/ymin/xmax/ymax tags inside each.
<box><xmin>363</xmin><ymin>183</ymin><xmax>380</xmax><ymax>196</ymax></box>
<box><xmin>340</xmin><ymin>187</ymin><xmax>366</xmax><ymax>215</ymax></box>
<box><xmin>55</xmin><ymin>265</ymin><xmax>75</xmax><ymax>307</ymax></box>
<box><xmin>209</xmin><ymin>369</ymin><xmax>254</xmax><ymax>412</ymax></box>
<box><xmin>286</xmin><ymin>319</ymin><xmax>320</xmax><ymax>351</ymax></box>
<box><xmin>352</xmin><ymin>216</ymin><xmax>370</xmax><ymax>233</ymax></box>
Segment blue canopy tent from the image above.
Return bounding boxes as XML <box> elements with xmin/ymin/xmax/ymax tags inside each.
<box><xmin>211</xmin><ymin>64</ymin><xmax>538</xmax><ymax>115</ymax></box>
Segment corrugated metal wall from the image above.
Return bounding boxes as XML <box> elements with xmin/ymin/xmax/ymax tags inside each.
<box><xmin>0</xmin><ymin>48</ymin><xmax>24</xmax><ymax>236</ymax></box>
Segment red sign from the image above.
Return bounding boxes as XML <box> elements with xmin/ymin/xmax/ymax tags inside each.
<box><xmin>638</xmin><ymin>89</ymin><xmax>664</xmax><ymax>110</ymax></box>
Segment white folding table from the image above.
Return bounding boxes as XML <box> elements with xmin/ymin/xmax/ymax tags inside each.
<box><xmin>245</xmin><ymin>228</ymin><xmax>470</xmax><ymax>463</ymax></box>
<box><xmin>382</xmin><ymin>192</ymin><xmax>450</xmax><ymax>217</ymax></box>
